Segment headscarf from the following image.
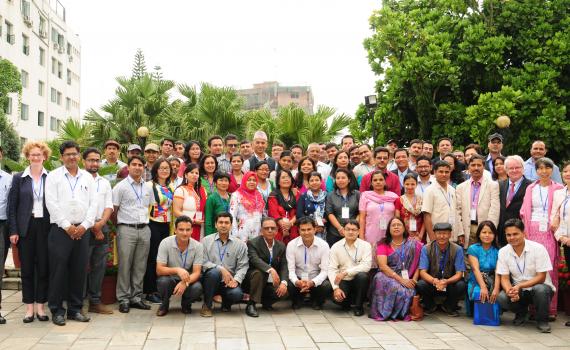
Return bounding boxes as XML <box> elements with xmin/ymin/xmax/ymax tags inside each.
<box><xmin>237</xmin><ymin>171</ymin><xmax>265</xmax><ymax>213</ymax></box>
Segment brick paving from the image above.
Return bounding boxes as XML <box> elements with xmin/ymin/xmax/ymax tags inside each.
<box><xmin>2</xmin><ymin>289</ymin><xmax>570</xmax><ymax>350</ymax></box>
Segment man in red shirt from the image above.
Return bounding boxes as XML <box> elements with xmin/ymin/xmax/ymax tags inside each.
<box><xmin>359</xmin><ymin>147</ymin><xmax>401</xmax><ymax>194</ymax></box>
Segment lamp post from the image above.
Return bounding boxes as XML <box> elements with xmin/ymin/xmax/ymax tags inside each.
<box><xmin>364</xmin><ymin>95</ymin><xmax>378</xmax><ymax>147</ymax></box>
<box><xmin>137</xmin><ymin>126</ymin><xmax>149</xmax><ymax>149</ymax></box>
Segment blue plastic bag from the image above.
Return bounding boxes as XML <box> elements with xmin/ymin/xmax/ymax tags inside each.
<box><xmin>472</xmin><ymin>291</ymin><xmax>500</xmax><ymax>326</ymax></box>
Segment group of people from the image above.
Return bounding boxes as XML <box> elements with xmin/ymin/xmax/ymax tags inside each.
<box><xmin>0</xmin><ymin>131</ymin><xmax>569</xmax><ymax>334</ymax></box>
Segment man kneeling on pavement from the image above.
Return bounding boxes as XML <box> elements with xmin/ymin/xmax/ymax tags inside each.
<box><xmin>155</xmin><ymin>215</ymin><xmax>203</xmax><ymax>316</ymax></box>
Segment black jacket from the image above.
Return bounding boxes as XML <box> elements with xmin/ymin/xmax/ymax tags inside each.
<box><xmin>246</xmin><ymin>235</ymin><xmax>288</xmax><ymax>281</ymax></box>
<box><xmin>498</xmin><ymin>177</ymin><xmax>531</xmax><ymax>246</ymax></box>
<box><xmin>8</xmin><ymin>172</ymin><xmax>50</xmax><ymax>237</ymax></box>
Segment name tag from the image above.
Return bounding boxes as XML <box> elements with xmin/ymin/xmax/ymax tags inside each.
<box><xmin>448</xmin><ymin>215</ymin><xmax>455</xmax><ymax>225</ymax></box>
<box><xmin>470</xmin><ymin>208</ymin><xmax>477</xmax><ymax>222</ymax></box>
<box><xmin>409</xmin><ymin>217</ymin><xmax>417</xmax><ymax>232</ymax></box>
<box><xmin>315</xmin><ymin>216</ymin><xmax>324</xmax><ymax>227</ymax></box>
<box><xmin>560</xmin><ymin>222</ymin><xmax>568</xmax><ymax>235</ymax></box>
<box><xmin>195</xmin><ymin>211</ymin><xmax>203</xmax><ymax>221</ymax></box>
<box><xmin>539</xmin><ymin>218</ymin><xmax>548</xmax><ymax>232</ymax></box>
<box><xmin>379</xmin><ymin>218</ymin><xmax>388</xmax><ymax>230</ymax></box>
<box><xmin>341</xmin><ymin>206</ymin><xmax>349</xmax><ymax>219</ymax></box>
<box><xmin>401</xmin><ymin>269</ymin><xmax>409</xmax><ymax>279</ymax></box>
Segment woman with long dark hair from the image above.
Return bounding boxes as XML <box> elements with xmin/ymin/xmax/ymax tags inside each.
<box><xmin>370</xmin><ymin>217</ymin><xmax>423</xmax><ymax>321</ymax></box>
<box><xmin>326</xmin><ymin>150</ymin><xmax>356</xmax><ymax>192</ymax></box>
<box><xmin>178</xmin><ymin>140</ymin><xmax>203</xmax><ymax>177</ymax></box>
<box><xmin>228</xmin><ymin>153</ymin><xmax>244</xmax><ymax>193</ymax></box>
<box><xmin>173</xmin><ymin>163</ymin><xmax>206</xmax><ymax>240</ymax></box>
<box><xmin>199</xmin><ymin>155</ymin><xmax>218</xmax><ymax>196</ymax></box>
<box><xmin>268</xmin><ymin>170</ymin><xmax>300</xmax><ymax>244</ymax></box>
<box><xmin>443</xmin><ymin>154</ymin><xmax>465</xmax><ymax>187</ymax></box>
<box><xmin>295</xmin><ymin>156</ymin><xmax>325</xmax><ymax>194</ymax></box>
<box><xmin>325</xmin><ymin>168</ymin><xmax>360</xmax><ymax>246</ymax></box>
<box><xmin>492</xmin><ymin>156</ymin><xmax>508</xmax><ymax>181</ymax></box>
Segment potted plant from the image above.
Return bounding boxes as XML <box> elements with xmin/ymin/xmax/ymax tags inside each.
<box><xmin>557</xmin><ymin>249</ymin><xmax>570</xmax><ymax>315</ymax></box>
<box><xmin>101</xmin><ymin>229</ymin><xmax>118</xmax><ymax>305</ymax></box>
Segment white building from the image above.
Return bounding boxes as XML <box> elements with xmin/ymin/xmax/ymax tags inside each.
<box><xmin>0</xmin><ymin>0</ymin><xmax>80</xmax><ymax>142</ymax></box>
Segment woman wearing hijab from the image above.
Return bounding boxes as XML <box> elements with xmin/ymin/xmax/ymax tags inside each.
<box><xmin>229</xmin><ymin>172</ymin><xmax>265</xmax><ymax>242</ymax></box>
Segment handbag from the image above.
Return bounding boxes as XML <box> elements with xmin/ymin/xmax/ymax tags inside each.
<box><xmin>409</xmin><ymin>295</ymin><xmax>424</xmax><ymax>321</ymax></box>
<box><xmin>472</xmin><ymin>291</ymin><xmax>500</xmax><ymax>326</ymax></box>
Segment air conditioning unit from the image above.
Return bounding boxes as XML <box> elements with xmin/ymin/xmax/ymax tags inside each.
<box><xmin>39</xmin><ymin>29</ymin><xmax>47</xmax><ymax>38</ymax></box>
<box><xmin>68</xmin><ymin>55</ymin><xmax>73</xmax><ymax>62</ymax></box>
<box><xmin>23</xmin><ymin>16</ymin><xmax>33</xmax><ymax>27</ymax></box>
<box><xmin>53</xmin><ymin>42</ymin><xmax>60</xmax><ymax>50</ymax></box>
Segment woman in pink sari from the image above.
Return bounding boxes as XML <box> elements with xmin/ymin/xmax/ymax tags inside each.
<box><xmin>359</xmin><ymin>170</ymin><xmax>399</xmax><ymax>267</ymax></box>
<box><xmin>520</xmin><ymin>157</ymin><xmax>564</xmax><ymax>318</ymax></box>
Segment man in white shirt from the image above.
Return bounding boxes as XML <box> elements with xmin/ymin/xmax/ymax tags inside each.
<box><xmin>286</xmin><ymin>217</ymin><xmax>331</xmax><ymax>310</ymax></box>
<box><xmin>45</xmin><ymin>141</ymin><xmax>97</xmax><ymax>326</ymax></box>
<box><xmin>112</xmin><ymin>155</ymin><xmax>154</xmax><ymax>314</ymax></box>
<box><xmin>422</xmin><ymin>160</ymin><xmax>458</xmax><ymax>243</ymax></box>
<box><xmin>415</xmin><ymin>156</ymin><xmax>434</xmax><ymax>197</ymax></box>
<box><xmin>328</xmin><ymin>219</ymin><xmax>371</xmax><ymax>316</ymax></box>
<box><xmin>353</xmin><ymin>144</ymin><xmax>375</xmax><ymax>181</ymax></box>
<box><xmin>307</xmin><ymin>143</ymin><xmax>331</xmax><ymax>180</ymax></box>
<box><xmin>82</xmin><ymin>148</ymin><xmax>114</xmax><ymax>315</ymax></box>
<box><xmin>497</xmin><ymin>218</ymin><xmax>554</xmax><ymax>333</ymax></box>
<box><xmin>0</xmin><ymin>145</ymin><xmax>12</xmax><ymax>325</ymax></box>
<box><xmin>455</xmin><ymin>154</ymin><xmax>500</xmax><ymax>248</ymax></box>
<box><xmin>408</xmin><ymin>139</ymin><xmax>424</xmax><ymax>171</ymax></box>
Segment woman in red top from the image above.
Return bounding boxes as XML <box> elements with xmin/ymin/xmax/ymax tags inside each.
<box><xmin>268</xmin><ymin>169</ymin><xmax>300</xmax><ymax>245</ymax></box>
<box><xmin>228</xmin><ymin>153</ymin><xmax>244</xmax><ymax>193</ymax></box>
<box><xmin>394</xmin><ymin>173</ymin><xmax>425</xmax><ymax>242</ymax></box>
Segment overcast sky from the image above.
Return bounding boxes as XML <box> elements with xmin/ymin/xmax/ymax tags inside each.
<box><xmin>64</xmin><ymin>0</ymin><xmax>379</xmax><ymax>118</ymax></box>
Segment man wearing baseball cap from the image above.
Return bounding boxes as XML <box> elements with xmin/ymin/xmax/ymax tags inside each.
<box><xmin>143</xmin><ymin>143</ymin><xmax>160</xmax><ymax>182</ymax></box>
<box><xmin>101</xmin><ymin>140</ymin><xmax>126</xmax><ymax>183</ymax></box>
<box><xmin>485</xmin><ymin>133</ymin><xmax>504</xmax><ymax>174</ymax></box>
<box><xmin>116</xmin><ymin>144</ymin><xmax>143</xmax><ymax>182</ymax></box>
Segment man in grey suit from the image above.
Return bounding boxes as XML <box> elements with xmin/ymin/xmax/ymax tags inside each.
<box><xmin>243</xmin><ymin>217</ymin><xmax>288</xmax><ymax>317</ymax></box>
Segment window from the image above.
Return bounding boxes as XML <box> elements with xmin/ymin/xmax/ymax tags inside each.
<box><xmin>51</xmin><ymin>57</ymin><xmax>57</xmax><ymax>75</ymax></box>
<box><xmin>290</xmin><ymin>92</ymin><xmax>299</xmax><ymax>99</ymax></box>
<box><xmin>20</xmin><ymin>103</ymin><xmax>29</xmax><ymax>120</ymax></box>
<box><xmin>5</xmin><ymin>21</ymin><xmax>14</xmax><ymax>44</ymax></box>
<box><xmin>39</xmin><ymin>47</ymin><xmax>45</xmax><ymax>66</ymax></box>
<box><xmin>20</xmin><ymin>137</ymin><xmax>27</xmax><ymax>146</ymax></box>
<box><xmin>38</xmin><ymin>80</ymin><xmax>44</xmax><ymax>96</ymax></box>
<box><xmin>57</xmin><ymin>62</ymin><xmax>63</xmax><ymax>78</ymax></box>
<box><xmin>57</xmin><ymin>91</ymin><xmax>62</xmax><ymax>105</ymax></box>
<box><xmin>67</xmin><ymin>43</ymin><xmax>71</xmax><ymax>55</ymax></box>
<box><xmin>57</xmin><ymin>119</ymin><xmax>62</xmax><ymax>130</ymax></box>
<box><xmin>22</xmin><ymin>34</ymin><xmax>29</xmax><ymax>55</ymax></box>
<box><xmin>38</xmin><ymin>111</ymin><xmax>44</xmax><ymax>126</ymax></box>
<box><xmin>5</xmin><ymin>97</ymin><xmax>12</xmax><ymax>115</ymax></box>
<box><xmin>39</xmin><ymin>17</ymin><xmax>46</xmax><ymax>37</ymax></box>
<box><xmin>50</xmin><ymin>116</ymin><xmax>57</xmax><ymax>131</ymax></box>
<box><xmin>66</xmin><ymin>97</ymin><xmax>71</xmax><ymax>110</ymax></box>
<box><xmin>21</xmin><ymin>70</ymin><xmax>29</xmax><ymax>88</ymax></box>
<box><xmin>66</xmin><ymin>69</ymin><xmax>71</xmax><ymax>85</ymax></box>
<box><xmin>51</xmin><ymin>87</ymin><xmax>57</xmax><ymax>103</ymax></box>
<box><xmin>21</xmin><ymin>0</ymin><xmax>31</xmax><ymax>18</ymax></box>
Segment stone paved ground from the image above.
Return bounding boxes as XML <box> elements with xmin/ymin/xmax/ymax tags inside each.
<box><xmin>2</xmin><ymin>289</ymin><xmax>570</xmax><ymax>350</ymax></box>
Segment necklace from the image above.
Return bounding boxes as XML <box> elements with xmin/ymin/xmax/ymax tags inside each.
<box><xmin>392</xmin><ymin>240</ymin><xmax>404</xmax><ymax>247</ymax></box>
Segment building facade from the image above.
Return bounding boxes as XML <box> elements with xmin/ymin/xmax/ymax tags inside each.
<box><xmin>237</xmin><ymin>81</ymin><xmax>314</xmax><ymax>114</ymax></box>
<box><xmin>0</xmin><ymin>0</ymin><xmax>81</xmax><ymax>142</ymax></box>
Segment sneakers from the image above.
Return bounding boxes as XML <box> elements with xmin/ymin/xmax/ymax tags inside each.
<box><xmin>200</xmin><ymin>304</ymin><xmax>213</xmax><ymax>317</ymax></box>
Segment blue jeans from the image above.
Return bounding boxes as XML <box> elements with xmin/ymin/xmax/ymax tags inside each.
<box><xmin>201</xmin><ymin>268</ymin><xmax>243</xmax><ymax>308</ymax></box>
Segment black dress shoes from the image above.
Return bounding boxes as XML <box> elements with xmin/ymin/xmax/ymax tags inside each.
<box><xmin>130</xmin><ymin>300</ymin><xmax>151</xmax><ymax>310</ymax></box>
<box><xmin>119</xmin><ymin>302</ymin><xmax>130</xmax><ymax>313</ymax></box>
<box><xmin>245</xmin><ymin>303</ymin><xmax>259</xmax><ymax>317</ymax></box>
<box><xmin>68</xmin><ymin>313</ymin><xmax>90</xmax><ymax>322</ymax></box>
<box><xmin>353</xmin><ymin>307</ymin><xmax>365</xmax><ymax>317</ymax></box>
<box><xmin>0</xmin><ymin>314</ymin><xmax>6</xmax><ymax>324</ymax></box>
<box><xmin>36</xmin><ymin>313</ymin><xmax>49</xmax><ymax>322</ymax></box>
<box><xmin>23</xmin><ymin>314</ymin><xmax>34</xmax><ymax>323</ymax></box>
<box><xmin>52</xmin><ymin>315</ymin><xmax>66</xmax><ymax>326</ymax></box>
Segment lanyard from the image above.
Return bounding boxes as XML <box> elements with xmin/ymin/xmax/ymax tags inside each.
<box><xmin>343</xmin><ymin>243</ymin><xmax>358</xmax><ymax>263</ymax></box>
<box><xmin>539</xmin><ymin>186</ymin><xmax>548</xmax><ymax>214</ymax></box>
<box><xmin>268</xmin><ymin>245</ymin><xmax>273</xmax><ymax>265</ymax></box>
<box><xmin>379</xmin><ymin>202</ymin><xmax>385</xmax><ymax>213</ymax></box>
<box><xmin>419</xmin><ymin>181</ymin><xmax>430</xmax><ymax>194</ymax></box>
<box><xmin>217</xmin><ymin>238</ymin><xmax>229</xmax><ymax>263</ymax></box>
<box><xmin>514</xmin><ymin>252</ymin><xmax>526</xmax><ymax>276</ymax></box>
<box><xmin>436</xmin><ymin>244</ymin><xmax>449</xmax><ymax>277</ymax></box>
<box><xmin>304</xmin><ymin>246</ymin><xmax>309</xmax><ymax>269</ymax></box>
<box><xmin>32</xmin><ymin>177</ymin><xmax>43</xmax><ymax>202</ymax></box>
<box><xmin>563</xmin><ymin>190</ymin><xmax>570</xmax><ymax>220</ymax></box>
<box><xmin>96</xmin><ymin>178</ymin><xmax>101</xmax><ymax>193</ymax></box>
<box><xmin>399</xmin><ymin>240</ymin><xmax>407</xmax><ymax>267</ymax></box>
<box><xmin>65</xmin><ymin>173</ymin><xmax>79</xmax><ymax>198</ymax></box>
<box><xmin>342</xmin><ymin>194</ymin><xmax>348</xmax><ymax>207</ymax></box>
<box><xmin>176</xmin><ymin>238</ymin><xmax>189</xmax><ymax>268</ymax></box>
<box><xmin>130</xmin><ymin>181</ymin><xmax>143</xmax><ymax>205</ymax></box>
<box><xmin>439</xmin><ymin>187</ymin><xmax>451</xmax><ymax>208</ymax></box>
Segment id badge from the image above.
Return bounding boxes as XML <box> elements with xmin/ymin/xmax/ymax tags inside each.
<box><xmin>470</xmin><ymin>208</ymin><xmax>477</xmax><ymax>221</ymax></box>
<box><xmin>409</xmin><ymin>217</ymin><xmax>417</xmax><ymax>232</ymax></box>
<box><xmin>560</xmin><ymin>222</ymin><xmax>568</xmax><ymax>235</ymax></box>
<box><xmin>401</xmin><ymin>269</ymin><xmax>409</xmax><ymax>279</ymax></box>
<box><xmin>316</xmin><ymin>216</ymin><xmax>324</xmax><ymax>226</ymax></box>
<box><xmin>195</xmin><ymin>211</ymin><xmax>203</xmax><ymax>221</ymax></box>
<box><xmin>341</xmin><ymin>206</ymin><xmax>349</xmax><ymax>219</ymax></box>
<box><xmin>33</xmin><ymin>204</ymin><xmax>43</xmax><ymax>218</ymax></box>
<box><xmin>301</xmin><ymin>272</ymin><xmax>309</xmax><ymax>280</ymax></box>
<box><xmin>539</xmin><ymin>218</ymin><xmax>548</xmax><ymax>232</ymax></box>
<box><xmin>379</xmin><ymin>218</ymin><xmax>388</xmax><ymax>230</ymax></box>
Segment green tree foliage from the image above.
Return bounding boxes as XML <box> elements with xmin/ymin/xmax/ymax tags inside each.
<box><xmin>356</xmin><ymin>0</ymin><xmax>569</xmax><ymax>159</ymax></box>
<box><xmin>0</xmin><ymin>58</ymin><xmax>22</xmax><ymax>160</ymax></box>
<box><xmin>132</xmin><ymin>48</ymin><xmax>147</xmax><ymax>80</ymax></box>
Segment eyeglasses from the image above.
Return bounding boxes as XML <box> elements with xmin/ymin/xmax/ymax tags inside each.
<box><xmin>63</xmin><ymin>152</ymin><xmax>79</xmax><ymax>158</ymax></box>
<box><xmin>227</xmin><ymin>144</ymin><xmax>238</xmax><ymax>148</ymax></box>
<box><xmin>84</xmin><ymin>159</ymin><xmax>101</xmax><ymax>163</ymax></box>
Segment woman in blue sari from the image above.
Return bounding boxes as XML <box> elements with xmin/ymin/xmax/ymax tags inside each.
<box><xmin>466</xmin><ymin>221</ymin><xmax>501</xmax><ymax>316</ymax></box>
<box><xmin>370</xmin><ymin>217</ymin><xmax>423</xmax><ymax>321</ymax></box>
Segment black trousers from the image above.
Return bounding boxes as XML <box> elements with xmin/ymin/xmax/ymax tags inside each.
<box><xmin>326</xmin><ymin>234</ymin><xmax>342</xmax><ymax>247</ymax></box>
<box><xmin>243</xmin><ymin>269</ymin><xmax>288</xmax><ymax>305</ymax></box>
<box><xmin>47</xmin><ymin>225</ymin><xmax>89</xmax><ymax>316</ymax></box>
<box><xmin>18</xmin><ymin>218</ymin><xmax>50</xmax><ymax>304</ymax></box>
<box><xmin>416</xmin><ymin>279</ymin><xmax>466</xmax><ymax>310</ymax></box>
<box><xmin>0</xmin><ymin>220</ymin><xmax>5</xmax><ymax>305</ymax></box>
<box><xmin>143</xmin><ymin>221</ymin><xmax>170</xmax><ymax>295</ymax></box>
<box><xmin>157</xmin><ymin>276</ymin><xmax>203</xmax><ymax>309</ymax></box>
<box><xmin>332</xmin><ymin>272</ymin><xmax>369</xmax><ymax>309</ymax></box>
<box><xmin>287</xmin><ymin>278</ymin><xmax>332</xmax><ymax>306</ymax></box>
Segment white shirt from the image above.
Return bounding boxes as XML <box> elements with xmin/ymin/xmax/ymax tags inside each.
<box><xmin>496</xmin><ymin>239</ymin><xmax>554</xmax><ymax>292</ymax></box>
<box><xmin>22</xmin><ymin>166</ymin><xmax>48</xmax><ymax>218</ymax></box>
<box><xmin>353</xmin><ymin>163</ymin><xmax>375</xmax><ymax>180</ymax></box>
<box><xmin>421</xmin><ymin>181</ymin><xmax>457</xmax><ymax>236</ymax></box>
<box><xmin>416</xmin><ymin>175</ymin><xmax>435</xmax><ymax>197</ymax></box>
<box><xmin>286</xmin><ymin>236</ymin><xmax>330</xmax><ymax>286</ymax></box>
<box><xmin>112</xmin><ymin>175</ymin><xmax>153</xmax><ymax>224</ymax></box>
<box><xmin>93</xmin><ymin>174</ymin><xmax>114</xmax><ymax>221</ymax></box>
<box><xmin>316</xmin><ymin>161</ymin><xmax>331</xmax><ymax>180</ymax></box>
<box><xmin>45</xmin><ymin>166</ymin><xmax>97</xmax><ymax>230</ymax></box>
<box><xmin>0</xmin><ymin>169</ymin><xmax>13</xmax><ymax>220</ymax></box>
<box><xmin>328</xmin><ymin>238</ymin><xmax>372</xmax><ymax>289</ymax></box>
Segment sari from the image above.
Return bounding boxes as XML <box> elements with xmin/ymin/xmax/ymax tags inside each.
<box><xmin>370</xmin><ymin>239</ymin><xmax>423</xmax><ymax>321</ymax></box>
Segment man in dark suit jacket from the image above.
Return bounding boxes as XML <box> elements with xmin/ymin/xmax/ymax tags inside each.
<box><xmin>498</xmin><ymin>156</ymin><xmax>532</xmax><ymax>246</ymax></box>
<box><xmin>243</xmin><ymin>217</ymin><xmax>288</xmax><ymax>317</ymax></box>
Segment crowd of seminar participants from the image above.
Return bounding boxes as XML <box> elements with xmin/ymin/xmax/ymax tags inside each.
<box><xmin>0</xmin><ymin>131</ymin><xmax>569</xmax><ymax>334</ymax></box>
